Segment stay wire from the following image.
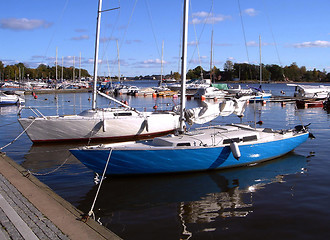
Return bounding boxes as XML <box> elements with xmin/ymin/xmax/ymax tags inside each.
<box><xmin>187</xmin><ymin>1</ymin><xmax>213</xmax><ymax>72</ymax></box>
<box><xmin>237</xmin><ymin>0</ymin><xmax>253</xmax><ymax>80</ymax></box>
<box><xmin>41</xmin><ymin>0</ymin><xmax>70</xmax><ymax>65</ymax></box>
<box><xmin>145</xmin><ymin>0</ymin><xmax>161</xmax><ymax>58</ymax></box>
<box><xmin>99</xmin><ymin>0</ymin><xmax>121</xmax><ymax>76</ymax></box>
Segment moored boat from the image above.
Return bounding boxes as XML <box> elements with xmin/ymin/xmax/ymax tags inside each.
<box><xmin>0</xmin><ymin>91</ymin><xmax>25</xmax><ymax>106</ymax></box>
<box><xmin>70</xmin><ymin>0</ymin><xmax>310</xmax><ymax>176</ymax></box>
<box><xmin>18</xmin><ymin>0</ymin><xmax>181</xmax><ymax>144</ymax></box>
<box><xmin>70</xmin><ymin>124</ymin><xmax>310</xmax><ymax>175</ymax></box>
<box><xmin>288</xmin><ymin>84</ymin><xmax>330</xmax><ymax>99</ymax></box>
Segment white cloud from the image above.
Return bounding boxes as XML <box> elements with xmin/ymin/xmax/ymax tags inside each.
<box><xmin>293</xmin><ymin>40</ymin><xmax>330</xmax><ymax>48</ymax></box>
<box><xmin>246</xmin><ymin>41</ymin><xmax>274</xmax><ymax>47</ymax></box>
<box><xmin>125</xmin><ymin>39</ymin><xmax>142</xmax><ymax>44</ymax></box>
<box><xmin>191</xmin><ymin>12</ymin><xmax>230</xmax><ymax>25</ymax></box>
<box><xmin>135</xmin><ymin>58</ymin><xmax>168</xmax><ymax>69</ymax></box>
<box><xmin>243</xmin><ymin>8</ymin><xmax>258</xmax><ymax>17</ymax></box>
<box><xmin>0</xmin><ymin>18</ymin><xmax>52</xmax><ymax>30</ymax></box>
<box><xmin>143</xmin><ymin>59</ymin><xmax>166</xmax><ymax>64</ymax></box>
<box><xmin>192</xmin><ymin>11</ymin><xmax>210</xmax><ymax>18</ymax></box>
<box><xmin>75</xmin><ymin>29</ymin><xmax>87</xmax><ymax>33</ymax></box>
<box><xmin>100</xmin><ymin>36</ymin><xmax>117</xmax><ymax>43</ymax></box>
<box><xmin>71</xmin><ymin>35</ymin><xmax>89</xmax><ymax>41</ymax></box>
<box><xmin>188</xmin><ymin>41</ymin><xmax>198</xmax><ymax>46</ymax></box>
<box><xmin>247</xmin><ymin>41</ymin><xmax>258</xmax><ymax>47</ymax></box>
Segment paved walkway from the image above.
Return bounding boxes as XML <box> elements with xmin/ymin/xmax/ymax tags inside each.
<box><xmin>0</xmin><ymin>152</ymin><xmax>121</xmax><ymax>240</ymax></box>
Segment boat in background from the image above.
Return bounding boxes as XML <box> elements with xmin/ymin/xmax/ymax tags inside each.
<box><xmin>18</xmin><ymin>0</ymin><xmax>181</xmax><ymax>144</ymax></box>
<box><xmin>226</xmin><ymin>84</ymin><xmax>253</xmax><ymax>95</ymax></box>
<box><xmin>288</xmin><ymin>84</ymin><xmax>330</xmax><ymax>99</ymax></box>
<box><xmin>0</xmin><ymin>91</ymin><xmax>25</xmax><ymax>106</ymax></box>
<box><xmin>323</xmin><ymin>93</ymin><xmax>330</xmax><ymax>110</ymax></box>
<box><xmin>167</xmin><ymin>78</ymin><xmax>211</xmax><ymax>91</ymax></box>
<box><xmin>194</xmin><ymin>86</ymin><xmax>227</xmax><ymax>100</ymax></box>
<box><xmin>70</xmin><ymin>0</ymin><xmax>310</xmax><ymax>176</ymax></box>
<box><xmin>250</xmin><ymin>36</ymin><xmax>272</xmax><ymax>102</ymax></box>
<box><xmin>250</xmin><ymin>85</ymin><xmax>272</xmax><ymax>101</ymax></box>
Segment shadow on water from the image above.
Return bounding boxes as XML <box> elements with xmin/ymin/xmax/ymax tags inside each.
<box><xmin>76</xmin><ymin>153</ymin><xmax>307</xmax><ymax>240</ymax></box>
<box><xmin>20</xmin><ymin>143</ymin><xmax>95</xmax><ymax>204</ymax></box>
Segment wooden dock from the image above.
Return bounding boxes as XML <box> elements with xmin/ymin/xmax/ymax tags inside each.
<box><xmin>0</xmin><ymin>152</ymin><xmax>121</xmax><ymax>240</ymax></box>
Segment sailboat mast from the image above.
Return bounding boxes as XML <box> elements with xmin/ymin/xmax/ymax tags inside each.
<box><xmin>116</xmin><ymin>39</ymin><xmax>121</xmax><ymax>83</ymax></box>
<box><xmin>92</xmin><ymin>0</ymin><xmax>102</xmax><ymax>110</ymax></box>
<box><xmin>160</xmin><ymin>40</ymin><xmax>164</xmax><ymax>85</ymax></box>
<box><xmin>179</xmin><ymin>0</ymin><xmax>189</xmax><ymax>132</ymax></box>
<box><xmin>55</xmin><ymin>47</ymin><xmax>58</xmax><ymax>82</ymax></box>
<box><xmin>259</xmin><ymin>35</ymin><xmax>262</xmax><ymax>85</ymax></box>
<box><xmin>210</xmin><ymin>29</ymin><xmax>213</xmax><ymax>83</ymax></box>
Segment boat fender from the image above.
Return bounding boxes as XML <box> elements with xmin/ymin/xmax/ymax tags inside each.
<box><xmin>230</xmin><ymin>141</ymin><xmax>241</xmax><ymax>160</ymax></box>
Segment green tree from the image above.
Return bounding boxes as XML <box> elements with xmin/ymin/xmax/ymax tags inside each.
<box><xmin>173</xmin><ymin>72</ymin><xmax>180</xmax><ymax>80</ymax></box>
<box><xmin>265</xmin><ymin>64</ymin><xmax>283</xmax><ymax>81</ymax></box>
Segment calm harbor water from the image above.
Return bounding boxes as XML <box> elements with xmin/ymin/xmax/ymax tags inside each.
<box><xmin>1</xmin><ymin>82</ymin><xmax>330</xmax><ymax>239</ymax></box>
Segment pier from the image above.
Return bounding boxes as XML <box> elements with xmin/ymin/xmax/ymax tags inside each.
<box><xmin>0</xmin><ymin>152</ymin><xmax>121</xmax><ymax>240</ymax></box>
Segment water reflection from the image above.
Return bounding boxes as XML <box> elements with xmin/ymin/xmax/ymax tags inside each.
<box><xmin>0</xmin><ymin>105</ymin><xmax>20</xmax><ymax>115</ymax></box>
<box><xmin>77</xmin><ymin>153</ymin><xmax>307</xmax><ymax>240</ymax></box>
<box><xmin>21</xmin><ymin>144</ymin><xmax>95</xmax><ymax>204</ymax></box>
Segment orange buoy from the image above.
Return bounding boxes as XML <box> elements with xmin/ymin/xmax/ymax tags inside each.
<box><xmin>153</xmin><ymin>105</ymin><xmax>158</xmax><ymax>110</ymax></box>
<box><xmin>201</xmin><ymin>96</ymin><xmax>206</xmax><ymax>101</ymax></box>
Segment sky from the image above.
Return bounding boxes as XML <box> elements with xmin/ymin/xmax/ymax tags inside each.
<box><xmin>1</xmin><ymin>0</ymin><xmax>330</xmax><ymax>77</ymax></box>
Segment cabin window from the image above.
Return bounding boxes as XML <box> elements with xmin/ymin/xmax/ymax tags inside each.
<box><xmin>177</xmin><ymin>142</ymin><xmax>191</xmax><ymax>146</ymax></box>
<box><xmin>243</xmin><ymin>135</ymin><xmax>258</xmax><ymax>142</ymax></box>
<box><xmin>223</xmin><ymin>138</ymin><xmax>240</xmax><ymax>144</ymax></box>
<box><xmin>114</xmin><ymin>112</ymin><xmax>132</xmax><ymax>116</ymax></box>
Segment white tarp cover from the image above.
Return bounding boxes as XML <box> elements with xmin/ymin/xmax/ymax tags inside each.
<box><xmin>185</xmin><ymin>96</ymin><xmax>250</xmax><ymax>125</ymax></box>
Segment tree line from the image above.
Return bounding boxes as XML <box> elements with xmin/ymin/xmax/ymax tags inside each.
<box><xmin>185</xmin><ymin>60</ymin><xmax>330</xmax><ymax>82</ymax></box>
<box><xmin>1</xmin><ymin>60</ymin><xmax>330</xmax><ymax>82</ymax></box>
<box><xmin>0</xmin><ymin>61</ymin><xmax>90</xmax><ymax>81</ymax></box>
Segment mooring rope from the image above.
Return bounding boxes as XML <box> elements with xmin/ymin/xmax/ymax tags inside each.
<box><xmin>0</xmin><ymin>118</ymin><xmax>36</xmax><ymax>151</ymax></box>
<box><xmin>87</xmin><ymin>148</ymin><xmax>113</xmax><ymax>221</ymax></box>
<box><xmin>23</xmin><ymin>153</ymin><xmax>72</xmax><ymax>177</ymax></box>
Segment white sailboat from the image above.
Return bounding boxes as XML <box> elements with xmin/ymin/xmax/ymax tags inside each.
<box><xmin>70</xmin><ymin>0</ymin><xmax>310</xmax><ymax>176</ymax></box>
<box><xmin>18</xmin><ymin>0</ymin><xmax>180</xmax><ymax>144</ymax></box>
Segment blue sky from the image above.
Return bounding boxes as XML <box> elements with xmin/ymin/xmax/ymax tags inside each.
<box><xmin>1</xmin><ymin>0</ymin><xmax>330</xmax><ymax>77</ymax></box>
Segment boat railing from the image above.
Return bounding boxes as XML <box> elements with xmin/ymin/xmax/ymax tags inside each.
<box><xmin>18</xmin><ymin>106</ymin><xmax>47</xmax><ymax>119</ymax></box>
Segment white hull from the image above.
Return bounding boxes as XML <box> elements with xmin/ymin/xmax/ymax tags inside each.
<box><xmin>19</xmin><ymin>109</ymin><xmax>180</xmax><ymax>143</ymax></box>
<box><xmin>0</xmin><ymin>91</ymin><xmax>25</xmax><ymax>105</ymax></box>
<box><xmin>288</xmin><ymin>84</ymin><xmax>330</xmax><ymax>99</ymax></box>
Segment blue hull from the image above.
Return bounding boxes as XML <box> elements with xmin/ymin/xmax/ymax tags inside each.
<box><xmin>0</xmin><ymin>101</ymin><xmax>19</xmax><ymax>105</ymax></box>
<box><xmin>70</xmin><ymin>133</ymin><xmax>309</xmax><ymax>175</ymax></box>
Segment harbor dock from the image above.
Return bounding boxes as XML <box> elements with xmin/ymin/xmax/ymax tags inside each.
<box><xmin>0</xmin><ymin>152</ymin><xmax>121</xmax><ymax>240</ymax></box>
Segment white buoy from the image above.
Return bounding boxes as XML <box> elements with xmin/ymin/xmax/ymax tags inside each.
<box><xmin>230</xmin><ymin>142</ymin><xmax>241</xmax><ymax>160</ymax></box>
